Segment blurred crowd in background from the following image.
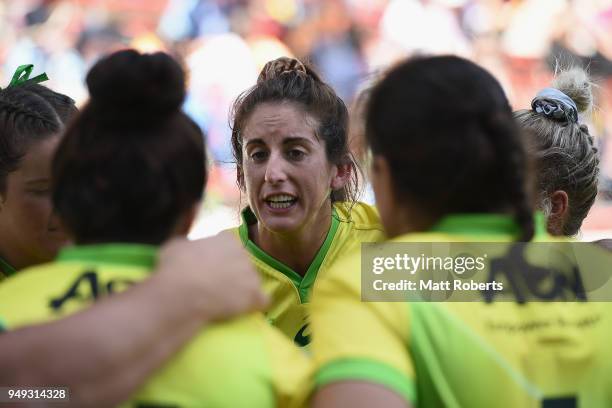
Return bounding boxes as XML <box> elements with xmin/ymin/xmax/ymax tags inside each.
<box><xmin>1</xmin><ymin>0</ymin><xmax>611</xmax><ymax>238</ymax></box>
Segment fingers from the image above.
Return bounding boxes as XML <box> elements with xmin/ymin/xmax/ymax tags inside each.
<box><xmin>157</xmin><ymin>234</ymin><xmax>267</xmax><ymax>322</ymax></box>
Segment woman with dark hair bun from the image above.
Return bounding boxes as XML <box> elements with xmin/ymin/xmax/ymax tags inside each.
<box><xmin>228</xmin><ymin>57</ymin><xmax>384</xmax><ymax>347</ymax></box>
<box><xmin>0</xmin><ymin>78</ymin><xmax>77</xmax><ymax>279</ymax></box>
<box><xmin>514</xmin><ymin>67</ymin><xmax>599</xmax><ymax>237</ymax></box>
<box><xmin>309</xmin><ymin>56</ymin><xmax>612</xmax><ymax>408</ymax></box>
<box><xmin>0</xmin><ymin>49</ymin><xmax>308</xmax><ymax>406</ymax></box>
<box><xmin>52</xmin><ymin>50</ymin><xmax>206</xmax><ymax>245</ymax></box>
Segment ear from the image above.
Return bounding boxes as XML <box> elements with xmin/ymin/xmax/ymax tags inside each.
<box><xmin>546</xmin><ymin>190</ymin><xmax>569</xmax><ymax>235</ymax></box>
<box><xmin>237</xmin><ymin>166</ymin><xmax>245</xmax><ymax>190</ymax></box>
<box><xmin>370</xmin><ymin>155</ymin><xmax>393</xmax><ymax>201</ymax></box>
<box><xmin>330</xmin><ymin>161</ymin><xmax>352</xmax><ymax>191</ymax></box>
<box><xmin>175</xmin><ymin>202</ymin><xmax>200</xmax><ymax>237</ymax></box>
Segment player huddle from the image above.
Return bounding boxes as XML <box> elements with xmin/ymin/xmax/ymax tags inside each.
<box><xmin>0</xmin><ymin>49</ymin><xmax>609</xmax><ymax>407</ymax></box>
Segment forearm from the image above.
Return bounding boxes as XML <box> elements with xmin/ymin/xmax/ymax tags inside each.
<box><xmin>1</xmin><ymin>271</ymin><xmax>207</xmax><ymax>407</ymax></box>
<box><xmin>312</xmin><ymin>382</ymin><xmax>410</xmax><ymax>408</ymax></box>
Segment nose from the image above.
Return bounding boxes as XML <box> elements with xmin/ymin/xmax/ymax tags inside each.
<box><xmin>47</xmin><ymin>210</ymin><xmax>63</xmax><ymax>232</ymax></box>
<box><xmin>264</xmin><ymin>152</ymin><xmax>288</xmax><ymax>184</ymax></box>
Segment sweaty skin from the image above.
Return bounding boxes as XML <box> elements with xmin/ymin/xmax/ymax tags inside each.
<box><xmin>241</xmin><ymin>101</ymin><xmax>348</xmax><ymax>276</ymax></box>
<box><xmin>0</xmin><ymin>136</ymin><xmax>67</xmax><ymax>271</ymax></box>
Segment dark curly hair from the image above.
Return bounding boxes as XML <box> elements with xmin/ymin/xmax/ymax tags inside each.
<box><xmin>0</xmin><ymin>82</ymin><xmax>77</xmax><ymax>194</ymax></box>
<box><xmin>52</xmin><ymin>50</ymin><xmax>206</xmax><ymax>245</ymax></box>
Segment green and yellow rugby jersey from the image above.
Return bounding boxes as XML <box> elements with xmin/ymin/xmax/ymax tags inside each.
<box><xmin>230</xmin><ymin>202</ymin><xmax>384</xmax><ymax>346</ymax></box>
<box><xmin>311</xmin><ymin>214</ymin><xmax>612</xmax><ymax>408</ymax></box>
<box><xmin>0</xmin><ymin>244</ymin><xmax>309</xmax><ymax>408</ymax></box>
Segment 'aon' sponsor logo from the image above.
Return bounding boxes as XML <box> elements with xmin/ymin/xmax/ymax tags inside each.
<box><xmin>50</xmin><ymin>270</ymin><xmax>136</xmax><ymax>312</ymax></box>
<box><xmin>294</xmin><ymin>323</ymin><xmax>311</xmax><ymax>347</ymax></box>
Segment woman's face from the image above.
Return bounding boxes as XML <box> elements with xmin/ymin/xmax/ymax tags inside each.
<box><xmin>370</xmin><ymin>154</ymin><xmax>423</xmax><ymax>238</ymax></box>
<box><xmin>240</xmin><ymin>102</ymin><xmax>347</xmax><ymax>234</ymax></box>
<box><xmin>0</xmin><ymin>136</ymin><xmax>67</xmax><ymax>269</ymax></box>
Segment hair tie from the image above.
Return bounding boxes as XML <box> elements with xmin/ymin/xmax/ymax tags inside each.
<box><xmin>1</xmin><ymin>64</ymin><xmax>49</xmax><ymax>90</ymax></box>
<box><xmin>257</xmin><ymin>57</ymin><xmax>307</xmax><ymax>84</ymax></box>
<box><xmin>531</xmin><ymin>88</ymin><xmax>578</xmax><ymax>124</ymax></box>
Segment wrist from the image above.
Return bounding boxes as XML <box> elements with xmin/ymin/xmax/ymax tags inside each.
<box><xmin>147</xmin><ymin>268</ymin><xmax>211</xmax><ymax>326</ymax></box>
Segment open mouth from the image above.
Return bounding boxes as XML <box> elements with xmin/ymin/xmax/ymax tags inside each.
<box><xmin>265</xmin><ymin>194</ymin><xmax>298</xmax><ymax>209</ymax></box>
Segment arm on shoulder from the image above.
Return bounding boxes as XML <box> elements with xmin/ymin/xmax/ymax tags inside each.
<box><xmin>0</xmin><ymin>234</ymin><xmax>266</xmax><ymax>407</ymax></box>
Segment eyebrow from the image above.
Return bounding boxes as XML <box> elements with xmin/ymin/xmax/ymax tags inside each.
<box><xmin>244</xmin><ymin>137</ymin><xmax>315</xmax><ymax>148</ymax></box>
<box><xmin>25</xmin><ymin>178</ymin><xmax>50</xmax><ymax>185</ymax></box>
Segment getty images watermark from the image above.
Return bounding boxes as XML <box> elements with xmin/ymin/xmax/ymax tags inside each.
<box><xmin>361</xmin><ymin>242</ymin><xmax>612</xmax><ymax>302</ymax></box>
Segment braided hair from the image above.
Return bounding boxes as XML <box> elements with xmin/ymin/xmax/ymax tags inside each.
<box><xmin>0</xmin><ymin>86</ymin><xmax>62</xmax><ymax>194</ymax></box>
<box><xmin>23</xmin><ymin>83</ymin><xmax>78</xmax><ymax>124</ymax></box>
<box><xmin>366</xmin><ymin>56</ymin><xmax>535</xmax><ymax>241</ymax></box>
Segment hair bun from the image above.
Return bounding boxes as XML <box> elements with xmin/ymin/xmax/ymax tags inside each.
<box><xmin>257</xmin><ymin>57</ymin><xmax>308</xmax><ymax>84</ymax></box>
<box><xmin>552</xmin><ymin>67</ymin><xmax>593</xmax><ymax>114</ymax></box>
<box><xmin>86</xmin><ymin>50</ymin><xmax>185</xmax><ymax>122</ymax></box>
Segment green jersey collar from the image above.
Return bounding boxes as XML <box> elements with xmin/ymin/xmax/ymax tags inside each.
<box><xmin>238</xmin><ymin>206</ymin><xmax>340</xmax><ymax>302</ymax></box>
<box><xmin>429</xmin><ymin>212</ymin><xmax>547</xmax><ymax>238</ymax></box>
<box><xmin>0</xmin><ymin>256</ymin><xmax>16</xmax><ymax>278</ymax></box>
<box><xmin>58</xmin><ymin>244</ymin><xmax>157</xmax><ymax>269</ymax></box>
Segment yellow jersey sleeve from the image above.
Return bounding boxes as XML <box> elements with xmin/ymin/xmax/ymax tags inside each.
<box><xmin>263</xmin><ymin>321</ymin><xmax>312</xmax><ymax>408</ymax></box>
<box><xmin>125</xmin><ymin>314</ymin><xmax>279</xmax><ymax>408</ymax></box>
<box><xmin>310</xmin><ymin>250</ymin><xmax>415</xmax><ymax>403</ymax></box>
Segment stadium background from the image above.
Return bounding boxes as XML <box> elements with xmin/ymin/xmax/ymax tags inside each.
<box><xmin>1</xmin><ymin>0</ymin><xmax>611</xmax><ymax>239</ymax></box>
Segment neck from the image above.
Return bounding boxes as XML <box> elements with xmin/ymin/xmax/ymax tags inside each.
<box><xmin>250</xmin><ymin>205</ymin><xmax>333</xmax><ymax>277</ymax></box>
<box><xmin>385</xmin><ymin>205</ymin><xmax>436</xmax><ymax>238</ymax></box>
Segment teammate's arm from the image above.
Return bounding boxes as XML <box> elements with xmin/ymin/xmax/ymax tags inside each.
<box><xmin>309</xmin><ymin>256</ymin><xmax>415</xmax><ymax>408</ymax></box>
<box><xmin>0</xmin><ymin>233</ymin><xmax>267</xmax><ymax>407</ymax></box>
<box><xmin>312</xmin><ymin>381</ymin><xmax>410</xmax><ymax>408</ymax></box>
